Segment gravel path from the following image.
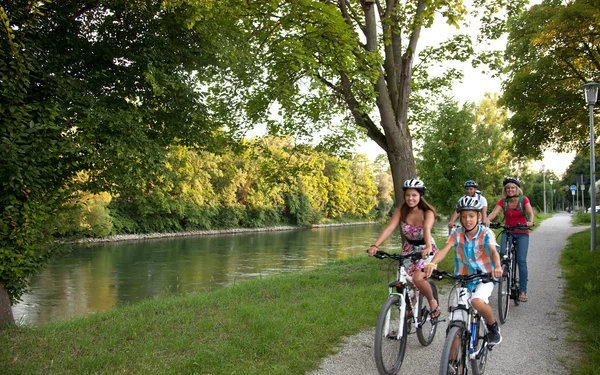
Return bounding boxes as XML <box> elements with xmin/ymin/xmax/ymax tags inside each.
<box><xmin>309</xmin><ymin>213</ymin><xmax>587</xmax><ymax>375</ymax></box>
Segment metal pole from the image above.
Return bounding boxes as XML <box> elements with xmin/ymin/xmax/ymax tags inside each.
<box><xmin>543</xmin><ymin>167</ymin><xmax>547</xmax><ymax>214</ymax></box>
<box><xmin>590</xmin><ymin>103</ymin><xmax>596</xmax><ymax>251</ymax></box>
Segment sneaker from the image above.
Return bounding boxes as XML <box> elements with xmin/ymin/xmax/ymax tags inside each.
<box><xmin>486</xmin><ymin>322</ymin><xmax>502</xmax><ymax>345</ymax></box>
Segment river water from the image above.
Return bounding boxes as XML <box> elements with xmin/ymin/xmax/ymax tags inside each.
<box><xmin>12</xmin><ymin>223</ymin><xmax>450</xmax><ymax>326</ymax></box>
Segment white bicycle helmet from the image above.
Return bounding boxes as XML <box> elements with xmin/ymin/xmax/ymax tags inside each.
<box><xmin>456</xmin><ymin>196</ymin><xmax>482</xmax><ymax>212</ymax></box>
<box><xmin>403</xmin><ymin>179</ymin><xmax>426</xmax><ymax>195</ymax></box>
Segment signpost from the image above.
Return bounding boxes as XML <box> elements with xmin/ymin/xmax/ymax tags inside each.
<box><xmin>582</xmin><ymin>184</ymin><xmax>586</xmax><ymax>212</ymax></box>
<box><xmin>571</xmin><ymin>185</ymin><xmax>577</xmax><ymax>212</ymax></box>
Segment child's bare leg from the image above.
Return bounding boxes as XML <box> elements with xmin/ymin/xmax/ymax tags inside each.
<box><xmin>471</xmin><ymin>298</ymin><xmax>496</xmax><ymax>325</ymax></box>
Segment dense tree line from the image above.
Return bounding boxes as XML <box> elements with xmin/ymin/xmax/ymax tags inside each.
<box><xmin>56</xmin><ymin>138</ymin><xmax>385</xmax><ymax>238</ymax></box>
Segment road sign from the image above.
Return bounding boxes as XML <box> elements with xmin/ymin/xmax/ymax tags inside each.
<box><xmin>582</xmin><ymin>184</ymin><xmax>586</xmax><ymax>190</ymax></box>
<box><xmin>570</xmin><ymin>185</ymin><xmax>577</xmax><ymax>191</ymax></box>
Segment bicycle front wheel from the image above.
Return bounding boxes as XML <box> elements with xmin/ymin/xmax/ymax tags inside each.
<box><xmin>439</xmin><ymin>325</ymin><xmax>466</xmax><ymax>375</ymax></box>
<box><xmin>511</xmin><ymin>254</ymin><xmax>521</xmax><ymax>306</ymax></box>
<box><xmin>417</xmin><ymin>280</ymin><xmax>439</xmax><ymax>346</ymax></box>
<box><xmin>497</xmin><ymin>262</ymin><xmax>510</xmax><ymax>324</ymax></box>
<box><xmin>470</xmin><ymin>318</ymin><xmax>489</xmax><ymax>375</ymax></box>
<box><xmin>374</xmin><ymin>295</ymin><xmax>408</xmax><ymax>375</ymax></box>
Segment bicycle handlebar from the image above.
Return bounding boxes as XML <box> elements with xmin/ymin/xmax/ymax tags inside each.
<box><xmin>430</xmin><ymin>269</ymin><xmax>494</xmax><ymax>283</ymax></box>
<box><xmin>489</xmin><ymin>222</ymin><xmax>533</xmax><ymax>230</ymax></box>
<box><xmin>370</xmin><ymin>250</ymin><xmax>428</xmax><ymax>261</ymax></box>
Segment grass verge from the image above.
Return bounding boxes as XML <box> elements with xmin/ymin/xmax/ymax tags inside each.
<box><xmin>559</xmin><ymin>228</ymin><xmax>600</xmax><ymax>375</ymax></box>
<box><xmin>1</xmin><ymin>255</ymin><xmax>425</xmax><ymax>375</ymax></box>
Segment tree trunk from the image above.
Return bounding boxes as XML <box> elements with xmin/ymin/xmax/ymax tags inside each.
<box><xmin>387</xmin><ymin>131</ymin><xmax>416</xmax><ymax>205</ymax></box>
<box><xmin>0</xmin><ymin>279</ymin><xmax>15</xmax><ymax>328</ymax></box>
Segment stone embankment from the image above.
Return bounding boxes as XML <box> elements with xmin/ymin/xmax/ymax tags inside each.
<box><xmin>75</xmin><ymin>222</ymin><xmax>377</xmax><ymax>244</ymax></box>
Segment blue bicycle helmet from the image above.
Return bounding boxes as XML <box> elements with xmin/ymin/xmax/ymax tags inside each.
<box><xmin>464</xmin><ymin>180</ymin><xmax>478</xmax><ymax>188</ymax></box>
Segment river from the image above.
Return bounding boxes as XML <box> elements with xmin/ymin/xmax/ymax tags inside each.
<box><xmin>12</xmin><ymin>223</ymin><xmax>450</xmax><ymax>326</ymax></box>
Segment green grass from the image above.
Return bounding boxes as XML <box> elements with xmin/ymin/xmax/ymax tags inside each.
<box><xmin>560</xmin><ymin>228</ymin><xmax>600</xmax><ymax>375</ymax></box>
<box><xmin>571</xmin><ymin>211</ymin><xmax>600</xmax><ymax>226</ymax></box>
<box><xmin>0</xmin><ymin>256</ymin><xmax>403</xmax><ymax>375</ymax></box>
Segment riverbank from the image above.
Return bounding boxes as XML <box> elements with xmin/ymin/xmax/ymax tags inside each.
<box><xmin>75</xmin><ymin>221</ymin><xmax>378</xmax><ymax>244</ymax></box>
<box><xmin>1</xmin><ymin>257</ymin><xmax>389</xmax><ymax>374</ymax></box>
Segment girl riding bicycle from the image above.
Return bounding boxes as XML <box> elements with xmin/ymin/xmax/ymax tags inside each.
<box><xmin>367</xmin><ymin>179</ymin><xmax>441</xmax><ymax>319</ymax></box>
<box><xmin>424</xmin><ymin>196</ymin><xmax>503</xmax><ymax>345</ymax></box>
<box><xmin>484</xmin><ymin>177</ymin><xmax>534</xmax><ymax>303</ymax></box>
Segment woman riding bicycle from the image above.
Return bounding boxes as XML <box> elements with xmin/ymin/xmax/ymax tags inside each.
<box><xmin>484</xmin><ymin>177</ymin><xmax>534</xmax><ymax>303</ymax></box>
<box><xmin>424</xmin><ymin>196</ymin><xmax>503</xmax><ymax>345</ymax></box>
<box><xmin>367</xmin><ymin>179</ymin><xmax>441</xmax><ymax>319</ymax></box>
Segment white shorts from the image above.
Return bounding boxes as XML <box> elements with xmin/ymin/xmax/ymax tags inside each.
<box><xmin>469</xmin><ymin>281</ymin><xmax>495</xmax><ymax>304</ymax></box>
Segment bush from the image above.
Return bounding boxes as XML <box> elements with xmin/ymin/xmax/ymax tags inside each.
<box><xmin>241</xmin><ymin>206</ymin><xmax>284</xmax><ymax>228</ymax></box>
<box><xmin>572</xmin><ymin>211</ymin><xmax>600</xmax><ymax>225</ymax></box>
<box><xmin>180</xmin><ymin>205</ymin><xmax>216</xmax><ymax>230</ymax></box>
<box><xmin>214</xmin><ymin>206</ymin><xmax>246</xmax><ymax>228</ymax></box>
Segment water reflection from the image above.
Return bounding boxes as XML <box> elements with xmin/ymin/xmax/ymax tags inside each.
<box><xmin>13</xmin><ymin>222</ymin><xmax>451</xmax><ymax>325</ymax></box>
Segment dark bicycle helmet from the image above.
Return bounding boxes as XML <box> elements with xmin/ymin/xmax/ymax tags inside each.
<box><xmin>403</xmin><ymin>179</ymin><xmax>426</xmax><ymax>196</ymax></box>
<box><xmin>456</xmin><ymin>196</ymin><xmax>482</xmax><ymax>212</ymax></box>
<box><xmin>464</xmin><ymin>180</ymin><xmax>478</xmax><ymax>188</ymax></box>
<box><xmin>503</xmin><ymin>177</ymin><xmax>521</xmax><ymax>187</ymax></box>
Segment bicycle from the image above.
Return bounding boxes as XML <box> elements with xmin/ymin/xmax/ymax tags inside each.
<box><xmin>371</xmin><ymin>250</ymin><xmax>440</xmax><ymax>375</ymax></box>
<box><xmin>489</xmin><ymin>222</ymin><xmax>530</xmax><ymax>323</ymax></box>
<box><xmin>432</xmin><ymin>270</ymin><xmax>494</xmax><ymax>375</ymax></box>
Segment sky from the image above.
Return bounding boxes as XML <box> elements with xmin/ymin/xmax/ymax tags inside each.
<box><xmin>353</xmin><ymin>0</ymin><xmax>576</xmax><ymax>178</ymax></box>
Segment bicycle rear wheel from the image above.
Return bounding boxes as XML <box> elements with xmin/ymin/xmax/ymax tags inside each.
<box><xmin>439</xmin><ymin>325</ymin><xmax>466</xmax><ymax>375</ymax></box>
<box><xmin>417</xmin><ymin>280</ymin><xmax>439</xmax><ymax>346</ymax></box>
<box><xmin>497</xmin><ymin>262</ymin><xmax>510</xmax><ymax>324</ymax></box>
<box><xmin>374</xmin><ymin>295</ymin><xmax>408</xmax><ymax>375</ymax></box>
<box><xmin>470</xmin><ymin>318</ymin><xmax>489</xmax><ymax>375</ymax></box>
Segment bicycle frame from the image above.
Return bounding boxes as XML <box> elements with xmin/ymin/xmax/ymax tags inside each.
<box><xmin>435</xmin><ymin>270</ymin><xmax>492</xmax><ymax>375</ymax></box>
<box><xmin>492</xmin><ymin>223</ymin><xmax>523</xmax><ymax>301</ymax></box>
<box><xmin>373</xmin><ymin>250</ymin><xmax>439</xmax><ymax>375</ymax></box>
<box><xmin>384</xmin><ymin>259</ymin><xmax>419</xmax><ymax>339</ymax></box>
<box><xmin>450</xmin><ymin>284</ymin><xmax>487</xmax><ymax>362</ymax></box>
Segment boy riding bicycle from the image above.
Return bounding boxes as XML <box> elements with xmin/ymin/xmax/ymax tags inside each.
<box><xmin>424</xmin><ymin>196</ymin><xmax>503</xmax><ymax>345</ymax></box>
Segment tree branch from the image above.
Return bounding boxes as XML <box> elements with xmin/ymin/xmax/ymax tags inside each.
<box><xmin>338</xmin><ymin>71</ymin><xmax>388</xmax><ymax>151</ymax></box>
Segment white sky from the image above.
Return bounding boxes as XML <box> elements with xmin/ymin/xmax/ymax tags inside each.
<box><xmin>354</xmin><ymin>0</ymin><xmax>576</xmax><ymax>177</ymax></box>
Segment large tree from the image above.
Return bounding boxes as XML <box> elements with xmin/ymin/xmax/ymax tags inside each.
<box><xmin>0</xmin><ymin>0</ymin><xmax>235</xmax><ymax>326</ymax></box>
<box><xmin>216</xmin><ymin>0</ymin><xmax>527</xmax><ymax>204</ymax></box>
<box><xmin>501</xmin><ymin>0</ymin><xmax>600</xmax><ymax>158</ymax></box>
<box><xmin>416</xmin><ymin>94</ymin><xmax>517</xmax><ymax>214</ymax></box>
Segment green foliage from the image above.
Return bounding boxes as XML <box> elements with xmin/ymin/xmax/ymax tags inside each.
<box><xmin>416</xmin><ymin>94</ymin><xmax>529</xmax><ymax>215</ymax></box>
<box><xmin>99</xmin><ymin>140</ymin><xmax>377</xmax><ymax>233</ymax></box>
<box><xmin>0</xmin><ymin>0</ymin><xmax>237</xmax><ymax>307</ymax></box>
<box><xmin>284</xmin><ymin>192</ymin><xmax>321</xmax><ymax>226</ymax></box>
<box><xmin>501</xmin><ymin>0</ymin><xmax>600</xmax><ymax>158</ymax></box>
<box><xmin>218</xmin><ymin>0</ymin><xmax>527</xmax><ymax>204</ymax></box>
